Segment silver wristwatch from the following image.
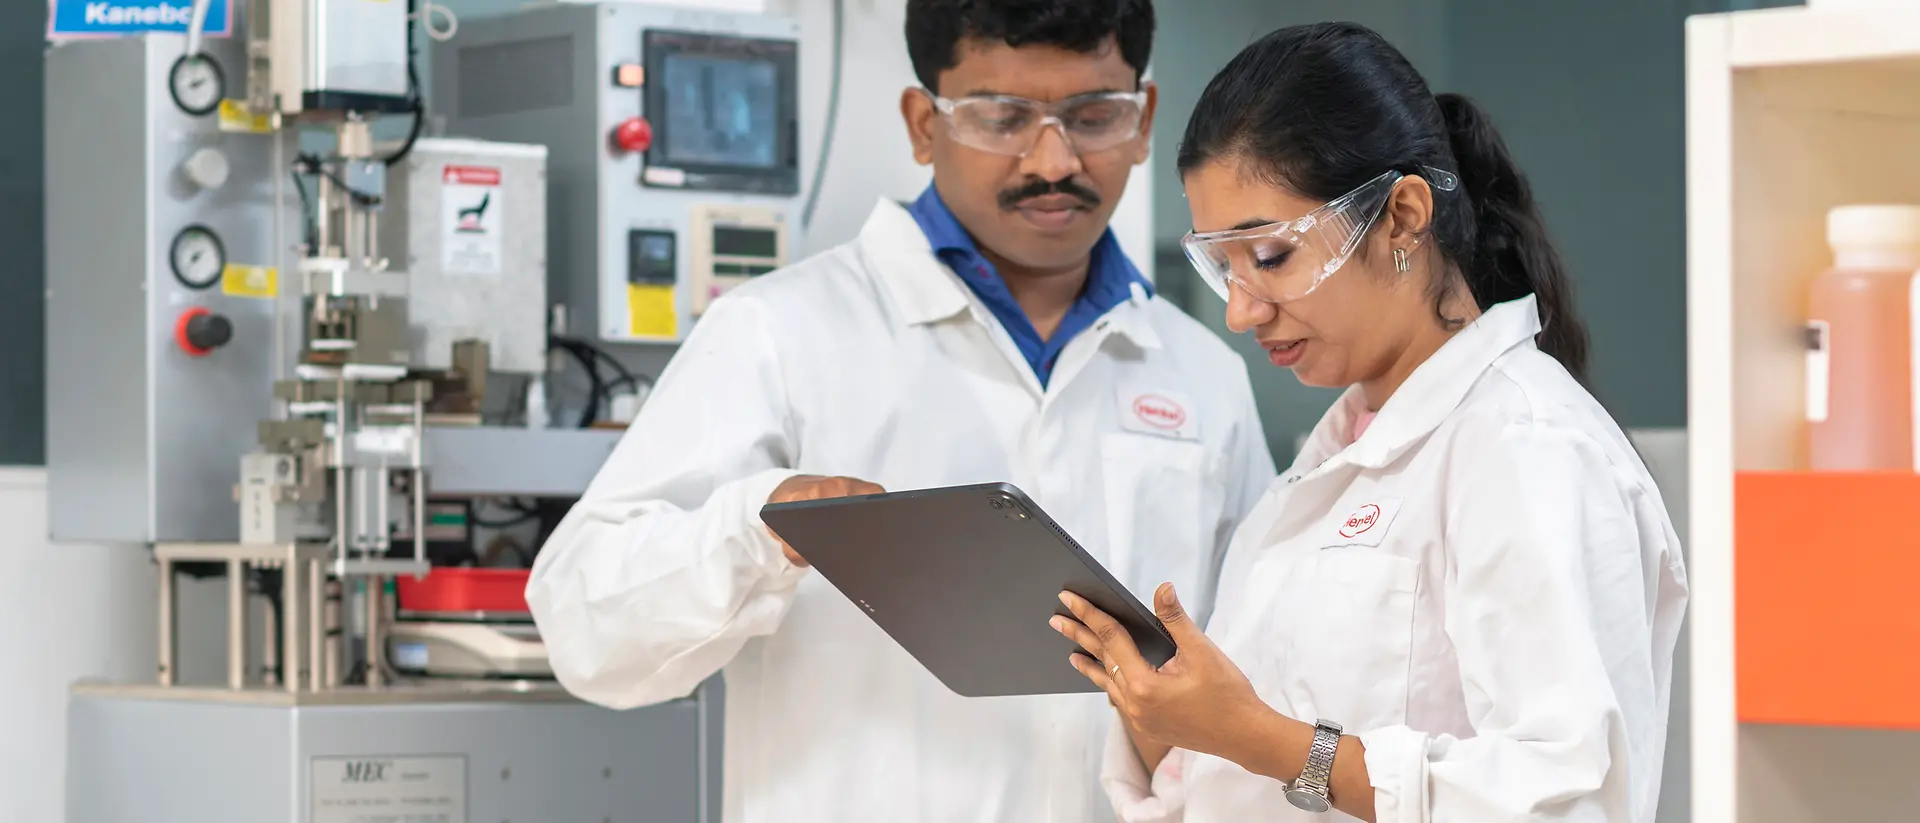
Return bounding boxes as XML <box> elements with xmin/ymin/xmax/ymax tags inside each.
<box><xmin>1285</xmin><ymin>719</ymin><xmax>1343</xmax><ymax>813</ymax></box>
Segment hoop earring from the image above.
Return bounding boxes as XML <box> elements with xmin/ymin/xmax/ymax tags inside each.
<box><xmin>1392</xmin><ymin>247</ymin><xmax>1411</xmax><ymax>273</ymax></box>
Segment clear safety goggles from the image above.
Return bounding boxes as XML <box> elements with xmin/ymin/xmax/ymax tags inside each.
<box><xmin>926</xmin><ymin>90</ymin><xmax>1148</xmax><ymax>157</ymax></box>
<box><xmin>1181</xmin><ymin>167</ymin><xmax>1460</xmax><ymax>304</ymax></box>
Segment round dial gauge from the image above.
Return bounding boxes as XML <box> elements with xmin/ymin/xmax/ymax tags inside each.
<box><xmin>169</xmin><ymin>225</ymin><xmax>227</xmax><ymax>290</ymax></box>
<box><xmin>168</xmin><ymin>53</ymin><xmax>225</xmax><ymax>117</ymax></box>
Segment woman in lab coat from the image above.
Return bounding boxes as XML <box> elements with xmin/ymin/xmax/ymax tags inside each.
<box><xmin>1051</xmin><ymin>22</ymin><xmax>1689</xmax><ymax>823</ymax></box>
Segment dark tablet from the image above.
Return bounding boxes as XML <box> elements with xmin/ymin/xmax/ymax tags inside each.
<box><xmin>760</xmin><ymin>482</ymin><xmax>1176</xmax><ymax>697</ymax></box>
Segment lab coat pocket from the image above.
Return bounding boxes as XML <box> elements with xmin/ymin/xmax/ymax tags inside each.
<box><xmin>1282</xmin><ymin>548</ymin><xmax>1419</xmax><ymax>731</ymax></box>
<box><xmin>1099</xmin><ymin>434</ymin><xmax>1221</xmax><ymax>605</ymax></box>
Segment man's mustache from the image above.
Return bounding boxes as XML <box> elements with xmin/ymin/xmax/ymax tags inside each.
<box><xmin>998</xmin><ymin>178</ymin><xmax>1102</xmax><ymax>211</ymax></box>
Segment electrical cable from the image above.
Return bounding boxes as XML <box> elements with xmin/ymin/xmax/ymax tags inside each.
<box><xmin>798</xmin><ymin>0</ymin><xmax>846</xmax><ymax>231</ymax></box>
<box><xmin>549</xmin><ymin>339</ymin><xmax>605</xmax><ymax>428</ymax></box>
<box><xmin>384</xmin><ymin>0</ymin><xmax>428</xmax><ymax>167</ymax></box>
<box><xmin>290</xmin><ymin>169</ymin><xmax>318</xmax><ymax>251</ymax></box>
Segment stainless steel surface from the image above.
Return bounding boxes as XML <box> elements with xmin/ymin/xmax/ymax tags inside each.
<box><xmin>66</xmin><ymin>683</ymin><xmax>722</xmax><ymax>823</ymax></box>
<box><xmin>437</xmin><ymin>3</ymin><xmax>801</xmax><ymax>344</ymax></box>
<box><xmin>422</xmin><ymin>426</ymin><xmax>623</xmax><ymax>497</ymax></box>
<box><xmin>45</xmin><ymin>35</ymin><xmax>298</xmax><ymax>543</ymax></box>
<box><xmin>380</xmin><ymin>138</ymin><xmax>551</xmax><ymax>373</ymax></box>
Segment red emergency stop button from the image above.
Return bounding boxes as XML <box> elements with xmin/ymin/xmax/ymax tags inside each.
<box><xmin>174</xmin><ymin>306</ymin><xmax>232</xmax><ymax>357</ymax></box>
<box><xmin>613</xmin><ymin>116</ymin><xmax>654</xmax><ymax>153</ymax></box>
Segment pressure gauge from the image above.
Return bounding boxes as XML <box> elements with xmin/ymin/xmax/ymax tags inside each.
<box><xmin>168</xmin><ymin>53</ymin><xmax>225</xmax><ymax>117</ymax></box>
<box><xmin>169</xmin><ymin>224</ymin><xmax>227</xmax><ymax>290</ymax></box>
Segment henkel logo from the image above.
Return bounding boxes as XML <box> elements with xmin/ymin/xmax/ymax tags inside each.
<box><xmin>443</xmin><ymin>165</ymin><xmax>501</xmax><ymax>186</ymax></box>
<box><xmin>1132</xmin><ymin>394</ymin><xmax>1187</xmax><ymax>431</ymax></box>
<box><xmin>1339</xmin><ymin>503</ymin><xmax>1382</xmax><ymax>539</ymax></box>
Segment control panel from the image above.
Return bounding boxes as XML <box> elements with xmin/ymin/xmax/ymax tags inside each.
<box><xmin>437</xmin><ymin>2</ymin><xmax>801</xmax><ymax>346</ymax></box>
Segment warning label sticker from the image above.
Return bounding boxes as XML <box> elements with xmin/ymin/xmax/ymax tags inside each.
<box><xmin>441</xmin><ymin>165</ymin><xmax>502</xmax><ymax>276</ymax></box>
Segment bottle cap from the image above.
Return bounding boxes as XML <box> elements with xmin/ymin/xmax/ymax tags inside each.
<box><xmin>1828</xmin><ymin>204</ymin><xmax>1920</xmax><ymax>252</ymax></box>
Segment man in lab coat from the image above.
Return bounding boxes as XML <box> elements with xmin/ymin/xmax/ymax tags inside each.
<box><xmin>526</xmin><ymin>1</ymin><xmax>1275</xmax><ymax>820</ymax></box>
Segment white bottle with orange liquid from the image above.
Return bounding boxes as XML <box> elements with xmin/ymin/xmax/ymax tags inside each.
<box><xmin>1806</xmin><ymin>204</ymin><xmax>1920</xmax><ymax>470</ymax></box>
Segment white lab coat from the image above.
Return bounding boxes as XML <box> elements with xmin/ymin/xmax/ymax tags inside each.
<box><xmin>527</xmin><ymin>198</ymin><xmax>1276</xmax><ymax>823</ymax></box>
<box><xmin>1102</xmin><ymin>295</ymin><xmax>1689</xmax><ymax>823</ymax></box>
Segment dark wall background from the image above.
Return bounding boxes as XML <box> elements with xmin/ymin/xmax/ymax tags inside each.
<box><xmin>1</xmin><ymin>3</ymin><xmax>45</xmax><ymax>464</ymax></box>
<box><xmin>0</xmin><ymin>0</ymin><xmax>1805</xmax><ymax>465</ymax></box>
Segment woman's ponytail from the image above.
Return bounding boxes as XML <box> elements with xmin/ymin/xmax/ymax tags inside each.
<box><xmin>1434</xmin><ymin>92</ymin><xmax>1591</xmax><ymax>385</ymax></box>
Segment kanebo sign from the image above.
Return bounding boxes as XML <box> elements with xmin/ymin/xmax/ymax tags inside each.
<box><xmin>47</xmin><ymin>0</ymin><xmax>232</xmax><ymax>39</ymax></box>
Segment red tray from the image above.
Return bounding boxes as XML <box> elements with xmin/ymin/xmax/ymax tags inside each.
<box><xmin>396</xmin><ymin>567</ymin><xmax>532</xmax><ymax>615</ymax></box>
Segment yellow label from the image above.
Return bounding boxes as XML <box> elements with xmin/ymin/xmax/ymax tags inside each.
<box><xmin>217</xmin><ymin>99</ymin><xmax>274</xmax><ymax>134</ymax></box>
<box><xmin>626</xmin><ymin>284</ymin><xmax>678</xmax><ymax>339</ymax></box>
<box><xmin>222</xmin><ymin>264</ymin><xmax>278</xmax><ymax>299</ymax></box>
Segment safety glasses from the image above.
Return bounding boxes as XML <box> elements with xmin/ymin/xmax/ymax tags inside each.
<box><xmin>1181</xmin><ymin>167</ymin><xmax>1460</xmax><ymax>304</ymax></box>
<box><xmin>925</xmin><ymin>89</ymin><xmax>1148</xmax><ymax>158</ymax></box>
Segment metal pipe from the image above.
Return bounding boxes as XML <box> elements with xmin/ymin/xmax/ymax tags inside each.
<box><xmin>227</xmin><ymin>559</ymin><xmax>246</xmax><ymax>690</ymax></box>
<box><xmin>309</xmin><ymin>558</ymin><xmax>324</xmax><ymax>692</ymax></box>
<box><xmin>364</xmin><ymin>576</ymin><xmax>384</xmax><ymax>689</ymax></box>
<box><xmin>283</xmin><ymin>555</ymin><xmax>300</xmax><ymax>693</ymax></box>
<box><xmin>157</xmin><ymin>557</ymin><xmax>174</xmax><ymax>687</ymax></box>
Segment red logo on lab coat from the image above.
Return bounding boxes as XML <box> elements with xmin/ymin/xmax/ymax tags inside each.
<box><xmin>1132</xmin><ymin>395</ymin><xmax>1186</xmax><ymax>431</ymax></box>
<box><xmin>1339</xmin><ymin>504</ymin><xmax>1382</xmax><ymax>538</ymax></box>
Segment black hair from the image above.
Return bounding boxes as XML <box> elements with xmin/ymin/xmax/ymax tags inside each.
<box><xmin>1176</xmin><ymin>22</ymin><xmax>1591</xmax><ymax>385</ymax></box>
<box><xmin>905</xmin><ymin>0</ymin><xmax>1156</xmax><ymax>92</ymax></box>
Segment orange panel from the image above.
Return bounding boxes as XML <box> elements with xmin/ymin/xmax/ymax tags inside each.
<box><xmin>1736</xmin><ymin>471</ymin><xmax>1920</xmax><ymax>729</ymax></box>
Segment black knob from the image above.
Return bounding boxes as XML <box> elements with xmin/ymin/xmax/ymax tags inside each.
<box><xmin>185</xmin><ymin>312</ymin><xmax>232</xmax><ymax>351</ymax></box>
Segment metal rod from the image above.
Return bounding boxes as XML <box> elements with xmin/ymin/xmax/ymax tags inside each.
<box><xmin>364</xmin><ymin>575</ymin><xmax>384</xmax><ymax>689</ymax></box>
<box><xmin>413</xmin><ymin>397</ymin><xmax>426</xmax><ymax>566</ymax></box>
<box><xmin>335</xmin><ymin>392</ymin><xmax>349</xmax><ymax>565</ymax></box>
<box><xmin>309</xmin><ymin>559</ymin><xmax>324</xmax><ymax>691</ymax></box>
<box><xmin>283</xmin><ymin>554</ymin><xmax>300</xmax><ymax>693</ymax></box>
<box><xmin>374</xmin><ymin>466</ymin><xmax>390</xmax><ymax>552</ymax></box>
<box><xmin>316</xmin><ymin>168</ymin><xmax>333</xmax><ymax>258</ymax></box>
<box><xmin>324</xmin><ymin>577</ymin><xmax>341</xmax><ymax>688</ymax></box>
<box><xmin>272</xmin><ymin>125</ymin><xmax>286</xmax><ymax>383</ymax></box>
<box><xmin>227</xmin><ymin>559</ymin><xmax>246</xmax><ymax>690</ymax></box>
<box><xmin>354</xmin><ymin>468</ymin><xmax>370</xmax><ymax>552</ymax></box>
<box><xmin>157</xmin><ymin>557</ymin><xmax>174</xmax><ymax>687</ymax></box>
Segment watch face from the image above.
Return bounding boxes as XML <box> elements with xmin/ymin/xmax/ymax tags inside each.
<box><xmin>169</xmin><ymin>53</ymin><xmax>225</xmax><ymax>117</ymax></box>
<box><xmin>1285</xmin><ymin>788</ymin><xmax>1332</xmax><ymax>814</ymax></box>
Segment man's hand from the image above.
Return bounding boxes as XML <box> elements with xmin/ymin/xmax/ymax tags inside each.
<box><xmin>764</xmin><ymin>474</ymin><xmax>886</xmax><ymax>567</ymax></box>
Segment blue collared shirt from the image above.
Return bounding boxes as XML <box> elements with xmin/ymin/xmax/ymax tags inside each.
<box><xmin>905</xmin><ymin>185</ymin><xmax>1152</xmax><ymax>388</ymax></box>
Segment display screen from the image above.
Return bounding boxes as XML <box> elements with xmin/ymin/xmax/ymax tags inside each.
<box><xmin>714</xmin><ymin>226</ymin><xmax>779</xmax><ymax>259</ymax></box>
<box><xmin>628</xmin><ymin>229</ymin><xmax>677</xmax><ymax>285</ymax></box>
<box><xmin>658</xmin><ymin>54</ymin><xmax>781</xmax><ymax>169</ymax></box>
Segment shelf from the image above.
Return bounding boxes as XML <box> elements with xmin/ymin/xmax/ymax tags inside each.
<box><xmin>1734</xmin><ymin>471</ymin><xmax>1920</xmax><ymax>729</ymax></box>
<box><xmin>1721</xmin><ymin>5</ymin><xmax>1920</xmax><ymax>71</ymax></box>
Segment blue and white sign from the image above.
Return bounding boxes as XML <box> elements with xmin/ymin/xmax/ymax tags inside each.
<box><xmin>47</xmin><ymin>0</ymin><xmax>232</xmax><ymax>40</ymax></box>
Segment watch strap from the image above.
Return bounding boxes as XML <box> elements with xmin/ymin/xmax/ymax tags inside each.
<box><xmin>1296</xmin><ymin>720</ymin><xmax>1343</xmax><ymax>792</ymax></box>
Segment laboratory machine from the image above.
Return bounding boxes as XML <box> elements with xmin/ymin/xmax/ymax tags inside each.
<box><xmin>39</xmin><ymin>1</ymin><xmax>817</xmax><ymax>819</ymax></box>
<box><xmin>436</xmin><ymin>2</ymin><xmax>802</xmax><ymax>344</ymax></box>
